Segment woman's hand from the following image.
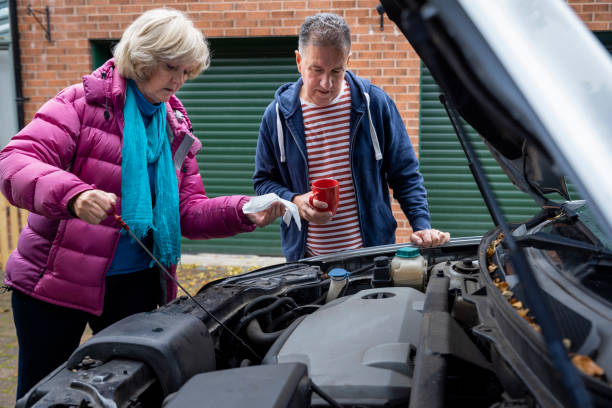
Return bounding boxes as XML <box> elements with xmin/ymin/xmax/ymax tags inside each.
<box><xmin>245</xmin><ymin>201</ymin><xmax>285</xmax><ymax>228</ymax></box>
<box><xmin>70</xmin><ymin>190</ymin><xmax>117</xmax><ymax>225</ymax></box>
<box><xmin>292</xmin><ymin>192</ymin><xmax>333</xmax><ymax>225</ymax></box>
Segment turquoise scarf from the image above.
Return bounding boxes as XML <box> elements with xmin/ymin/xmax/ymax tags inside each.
<box><xmin>121</xmin><ymin>81</ymin><xmax>181</xmax><ymax>266</ymax></box>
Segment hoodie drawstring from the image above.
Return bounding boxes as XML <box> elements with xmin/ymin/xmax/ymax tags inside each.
<box><xmin>364</xmin><ymin>92</ymin><xmax>383</xmax><ymax>161</ymax></box>
<box><xmin>276</xmin><ymin>103</ymin><xmax>286</xmax><ymax>163</ymax></box>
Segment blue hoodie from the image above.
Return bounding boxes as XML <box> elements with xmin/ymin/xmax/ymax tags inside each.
<box><xmin>253</xmin><ymin>70</ymin><xmax>430</xmax><ymax>261</ymax></box>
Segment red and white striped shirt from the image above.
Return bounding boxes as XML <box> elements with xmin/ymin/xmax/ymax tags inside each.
<box><xmin>302</xmin><ymin>81</ymin><xmax>363</xmax><ymax>257</ymax></box>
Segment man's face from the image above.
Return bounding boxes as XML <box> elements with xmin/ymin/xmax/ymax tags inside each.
<box><xmin>296</xmin><ymin>45</ymin><xmax>350</xmax><ymax>107</ymax></box>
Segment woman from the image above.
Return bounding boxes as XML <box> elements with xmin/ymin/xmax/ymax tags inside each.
<box><xmin>0</xmin><ymin>8</ymin><xmax>283</xmax><ymax>399</ymax></box>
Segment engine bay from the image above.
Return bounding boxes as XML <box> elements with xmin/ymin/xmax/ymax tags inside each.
<box><xmin>17</xmin><ymin>230</ymin><xmax>612</xmax><ymax>407</ymax></box>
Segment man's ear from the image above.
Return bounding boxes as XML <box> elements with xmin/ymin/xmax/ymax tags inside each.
<box><xmin>295</xmin><ymin>50</ymin><xmax>302</xmax><ymax>74</ymax></box>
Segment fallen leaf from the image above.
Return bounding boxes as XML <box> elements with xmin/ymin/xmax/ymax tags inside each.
<box><xmin>494</xmin><ymin>281</ymin><xmax>509</xmax><ymax>291</ymax></box>
<box><xmin>517</xmin><ymin>308</ymin><xmax>530</xmax><ymax>318</ymax></box>
<box><xmin>572</xmin><ymin>354</ymin><xmax>604</xmax><ymax>378</ymax></box>
<box><xmin>563</xmin><ymin>338</ymin><xmax>572</xmax><ymax>350</ymax></box>
<box><xmin>510</xmin><ymin>300</ymin><xmax>523</xmax><ymax>309</ymax></box>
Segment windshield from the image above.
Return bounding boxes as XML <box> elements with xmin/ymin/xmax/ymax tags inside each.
<box><xmin>539</xmin><ymin>202</ymin><xmax>612</xmax><ymax>303</ymax></box>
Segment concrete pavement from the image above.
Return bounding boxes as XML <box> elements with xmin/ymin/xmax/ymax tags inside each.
<box><xmin>180</xmin><ymin>252</ymin><xmax>285</xmax><ymax>268</ymax></box>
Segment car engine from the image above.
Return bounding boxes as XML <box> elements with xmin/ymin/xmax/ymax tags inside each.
<box><xmin>17</xmin><ymin>216</ymin><xmax>612</xmax><ymax>407</ymax></box>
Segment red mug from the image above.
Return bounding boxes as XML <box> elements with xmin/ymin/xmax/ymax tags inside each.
<box><xmin>309</xmin><ymin>178</ymin><xmax>339</xmax><ymax>215</ymax></box>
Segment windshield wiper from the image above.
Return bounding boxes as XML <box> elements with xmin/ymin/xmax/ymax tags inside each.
<box><xmin>574</xmin><ymin>256</ymin><xmax>612</xmax><ymax>282</ymax></box>
<box><xmin>441</xmin><ymin>94</ymin><xmax>593</xmax><ymax>408</ymax></box>
<box><xmin>515</xmin><ymin>231</ymin><xmax>612</xmax><ymax>257</ymax></box>
<box><xmin>515</xmin><ymin>231</ymin><xmax>612</xmax><ymax>282</ymax></box>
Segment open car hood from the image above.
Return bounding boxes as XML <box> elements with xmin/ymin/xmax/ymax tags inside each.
<box><xmin>381</xmin><ymin>0</ymin><xmax>612</xmax><ymax>234</ymax></box>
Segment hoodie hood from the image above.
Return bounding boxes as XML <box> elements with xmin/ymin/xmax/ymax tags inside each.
<box><xmin>273</xmin><ymin>70</ymin><xmax>382</xmax><ymax>162</ymax></box>
<box><xmin>83</xmin><ymin>59</ymin><xmax>125</xmax><ymax>110</ymax></box>
<box><xmin>81</xmin><ymin>59</ymin><xmax>200</xmax><ymax>157</ymax></box>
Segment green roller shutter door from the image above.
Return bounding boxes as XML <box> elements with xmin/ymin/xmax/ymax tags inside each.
<box><xmin>176</xmin><ymin>38</ymin><xmax>299</xmax><ymax>256</ymax></box>
<box><xmin>419</xmin><ymin>64</ymin><xmax>540</xmax><ymax>237</ymax></box>
<box><xmin>419</xmin><ymin>33</ymin><xmax>611</xmax><ymax>237</ymax></box>
<box><xmin>599</xmin><ymin>32</ymin><xmax>612</xmax><ymax>53</ymax></box>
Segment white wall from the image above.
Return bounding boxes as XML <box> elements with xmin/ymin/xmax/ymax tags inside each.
<box><xmin>0</xmin><ymin>46</ymin><xmax>18</xmax><ymax>147</ymax></box>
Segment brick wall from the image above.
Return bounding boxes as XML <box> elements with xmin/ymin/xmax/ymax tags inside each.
<box><xmin>17</xmin><ymin>0</ymin><xmax>417</xmax><ymax>132</ymax></box>
<box><xmin>13</xmin><ymin>0</ymin><xmax>612</xmax><ymax>245</ymax></box>
<box><xmin>570</xmin><ymin>1</ymin><xmax>612</xmax><ymax>30</ymax></box>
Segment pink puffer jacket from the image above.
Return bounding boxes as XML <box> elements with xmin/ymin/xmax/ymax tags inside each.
<box><xmin>0</xmin><ymin>59</ymin><xmax>255</xmax><ymax>315</ymax></box>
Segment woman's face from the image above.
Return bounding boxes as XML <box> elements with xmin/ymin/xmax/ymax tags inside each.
<box><xmin>135</xmin><ymin>62</ymin><xmax>195</xmax><ymax>104</ymax></box>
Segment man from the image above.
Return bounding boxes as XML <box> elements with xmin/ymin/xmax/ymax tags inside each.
<box><xmin>253</xmin><ymin>12</ymin><xmax>450</xmax><ymax>261</ymax></box>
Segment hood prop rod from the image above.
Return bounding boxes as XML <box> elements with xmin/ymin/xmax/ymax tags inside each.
<box><xmin>440</xmin><ymin>94</ymin><xmax>592</xmax><ymax>408</ymax></box>
<box><xmin>439</xmin><ymin>94</ymin><xmax>501</xmax><ymax>227</ymax></box>
<box><xmin>113</xmin><ymin>212</ymin><xmax>262</xmax><ymax>361</ymax></box>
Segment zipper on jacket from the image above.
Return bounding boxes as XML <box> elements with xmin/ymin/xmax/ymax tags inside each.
<box><xmin>284</xmin><ymin>117</ymin><xmax>310</xmax><ymax>191</ymax></box>
<box><xmin>285</xmin><ymin>118</ymin><xmax>310</xmax><ymax>257</ymax></box>
<box><xmin>349</xmin><ymin>112</ymin><xmax>367</xmax><ymax>245</ymax></box>
<box><xmin>285</xmin><ymin>121</ymin><xmax>308</xmax><ymax>168</ymax></box>
<box><xmin>38</xmin><ymin>266</ymin><xmax>46</xmax><ymax>279</ymax></box>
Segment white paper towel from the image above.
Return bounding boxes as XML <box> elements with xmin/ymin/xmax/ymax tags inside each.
<box><xmin>242</xmin><ymin>193</ymin><xmax>301</xmax><ymax>231</ymax></box>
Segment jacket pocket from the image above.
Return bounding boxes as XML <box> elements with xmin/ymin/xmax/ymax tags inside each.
<box><xmin>46</xmin><ymin>219</ymin><xmax>68</xmax><ymax>272</ymax></box>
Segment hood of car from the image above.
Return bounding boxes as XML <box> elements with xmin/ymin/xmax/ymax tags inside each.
<box><xmin>381</xmin><ymin>0</ymin><xmax>612</xmax><ymax>235</ymax></box>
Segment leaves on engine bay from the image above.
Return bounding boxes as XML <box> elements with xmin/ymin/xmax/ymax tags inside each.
<box><xmin>486</xmin><ymin>233</ymin><xmax>504</xmax><ymax>258</ymax></box>
<box><xmin>489</xmin><ymin>235</ymin><xmax>608</xmax><ymax>381</ymax></box>
<box><xmin>571</xmin><ymin>354</ymin><xmax>605</xmax><ymax>379</ymax></box>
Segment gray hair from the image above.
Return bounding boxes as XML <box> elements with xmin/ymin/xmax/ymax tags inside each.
<box><xmin>298</xmin><ymin>13</ymin><xmax>351</xmax><ymax>53</ymax></box>
<box><xmin>113</xmin><ymin>8</ymin><xmax>210</xmax><ymax>81</ymax></box>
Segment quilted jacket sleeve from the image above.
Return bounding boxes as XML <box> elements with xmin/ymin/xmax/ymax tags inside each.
<box><xmin>0</xmin><ymin>87</ymin><xmax>93</xmax><ymax>219</ymax></box>
<box><xmin>177</xmin><ymin>145</ymin><xmax>256</xmax><ymax>240</ymax></box>
<box><xmin>374</xmin><ymin>86</ymin><xmax>431</xmax><ymax>232</ymax></box>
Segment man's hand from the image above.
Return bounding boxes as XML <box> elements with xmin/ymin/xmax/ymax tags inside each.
<box><xmin>292</xmin><ymin>192</ymin><xmax>333</xmax><ymax>224</ymax></box>
<box><xmin>410</xmin><ymin>229</ymin><xmax>451</xmax><ymax>248</ymax></box>
<box><xmin>245</xmin><ymin>201</ymin><xmax>285</xmax><ymax>228</ymax></box>
<box><xmin>70</xmin><ymin>190</ymin><xmax>117</xmax><ymax>225</ymax></box>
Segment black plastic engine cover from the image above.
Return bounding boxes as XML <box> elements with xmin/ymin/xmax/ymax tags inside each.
<box><xmin>66</xmin><ymin>311</ymin><xmax>215</xmax><ymax>395</ymax></box>
<box><xmin>163</xmin><ymin>362</ymin><xmax>311</xmax><ymax>408</ymax></box>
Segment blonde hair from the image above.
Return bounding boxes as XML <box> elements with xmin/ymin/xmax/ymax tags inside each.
<box><xmin>113</xmin><ymin>8</ymin><xmax>210</xmax><ymax>81</ymax></box>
